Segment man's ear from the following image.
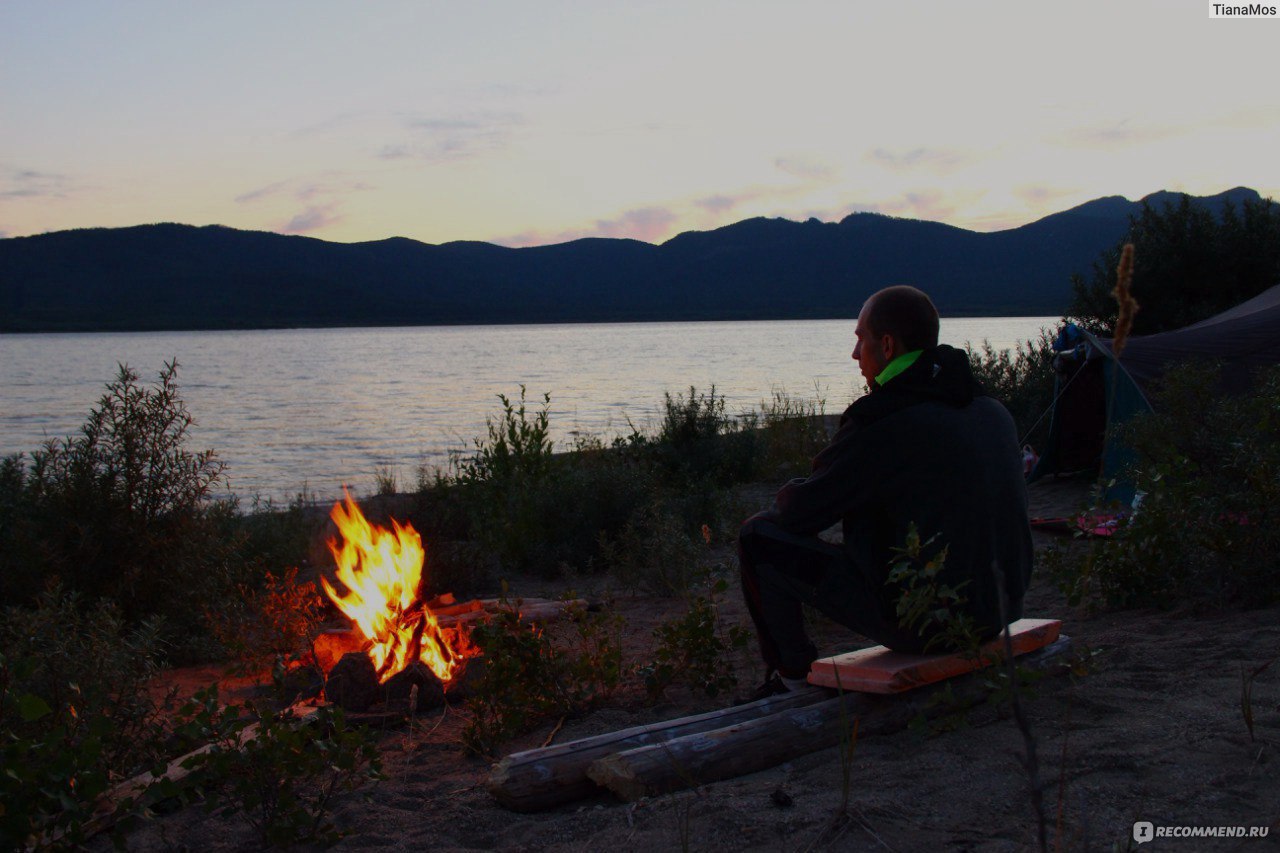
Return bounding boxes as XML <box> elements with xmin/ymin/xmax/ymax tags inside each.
<box><xmin>880</xmin><ymin>333</ymin><xmax>899</xmax><ymax>361</ymax></box>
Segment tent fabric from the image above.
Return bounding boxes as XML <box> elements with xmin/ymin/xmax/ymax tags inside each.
<box><xmin>1101</xmin><ymin>283</ymin><xmax>1280</xmax><ymax>395</ymax></box>
<box><xmin>1029</xmin><ymin>284</ymin><xmax>1280</xmax><ymax>504</ymax></box>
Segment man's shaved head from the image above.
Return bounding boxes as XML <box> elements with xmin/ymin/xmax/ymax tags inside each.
<box><xmin>862</xmin><ymin>286</ymin><xmax>940</xmax><ymax>352</ymax></box>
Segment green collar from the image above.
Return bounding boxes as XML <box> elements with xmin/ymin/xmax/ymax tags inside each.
<box><xmin>875</xmin><ymin>349</ymin><xmax>923</xmax><ymax>386</ymax></box>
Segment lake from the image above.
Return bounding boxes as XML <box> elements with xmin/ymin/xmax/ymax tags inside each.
<box><xmin>0</xmin><ymin>318</ymin><xmax>1056</xmax><ymax>502</ymax></box>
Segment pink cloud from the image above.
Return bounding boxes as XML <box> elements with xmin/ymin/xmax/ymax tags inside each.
<box><xmin>774</xmin><ymin>156</ymin><xmax>834</xmax><ymax>181</ymax></box>
<box><xmin>1058</xmin><ymin>120</ymin><xmax>1180</xmax><ymax>149</ymax></box>
<box><xmin>695</xmin><ymin>193</ymin><xmax>745</xmax><ymax>214</ymax></box>
<box><xmin>1014</xmin><ymin>185</ymin><xmax>1078</xmax><ymax>206</ymax></box>
<box><xmin>867</xmin><ymin>147</ymin><xmax>972</xmax><ymax>175</ymax></box>
<box><xmin>281</xmin><ymin>204</ymin><xmax>342</xmax><ymax>234</ymax></box>
<box><xmin>494</xmin><ymin>206</ymin><xmax>678</xmax><ymax>247</ymax></box>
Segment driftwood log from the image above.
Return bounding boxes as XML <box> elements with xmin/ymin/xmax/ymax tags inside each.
<box><xmin>487</xmin><ymin>686</ymin><xmax>832</xmax><ymax>812</ymax></box>
<box><xmin>587</xmin><ymin>636</ymin><xmax>1075</xmax><ymax>802</ymax></box>
<box><xmin>70</xmin><ymin>702</ymin><xmax>323</xmax><ymax>845</ymax></box>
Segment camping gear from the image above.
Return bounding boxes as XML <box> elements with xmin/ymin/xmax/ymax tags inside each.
<box><xmin>1030</xmin><ymin>285</ymin><xmax>1280</xmax><ymax>504</ymax></box>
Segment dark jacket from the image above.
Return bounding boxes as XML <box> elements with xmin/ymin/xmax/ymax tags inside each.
<box><xmin>764</xmin><ymin>344</ymin><xmax>1033</xmax><ymax>640</ymax></box>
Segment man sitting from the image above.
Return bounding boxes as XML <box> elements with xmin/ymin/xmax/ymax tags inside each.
<box><xmin>738</xmin><ymin>285</ymin><xmax>1033</xmax><ymax>697</ymax></box>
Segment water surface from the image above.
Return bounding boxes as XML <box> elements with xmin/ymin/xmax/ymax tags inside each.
<box><xmin>0</xmin><ymin>318</ymin><xmax>1054</xmax><ymax>501</ymax></box>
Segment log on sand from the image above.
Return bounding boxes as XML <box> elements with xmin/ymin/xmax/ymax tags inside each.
<box><xmin>72</xmin><ymin>702</ymin><xmax>323</xmax><ymax>844</ymax></box>
<box><xmin>487</xmin><ymin>686</ymin><xmax>831</xmax><ymax>812</ymax></box>
<box><xmin>587</xmin><ymin>636</ymin><xmax>1075</xmax><ymax>802</ymax></box>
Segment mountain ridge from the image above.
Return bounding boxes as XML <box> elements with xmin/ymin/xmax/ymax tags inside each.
<box><xmin>0</xmin><ymin>187</ymin><xmax>1269</xmax><ymax>332</ymax></box>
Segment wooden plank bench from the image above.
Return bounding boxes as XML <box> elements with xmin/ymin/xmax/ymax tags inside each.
<box><xmin>807</xmin><ymin>617</ymin><xmax>1062</xmax><ymax>693</ymax></box>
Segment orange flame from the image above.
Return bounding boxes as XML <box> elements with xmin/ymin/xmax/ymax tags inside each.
<box><xmin>320</xmin><ymin>491</ymin><xmax>472</xmax><ymax>684</ymax></box>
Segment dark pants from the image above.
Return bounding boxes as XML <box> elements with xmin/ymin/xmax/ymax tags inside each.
<box><xmin>738</xmin><ymin>517</ymin><xmax>921</xmax><ymax>678</ymax></box>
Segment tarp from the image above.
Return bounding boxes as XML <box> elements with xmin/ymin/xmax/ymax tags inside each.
<box><xmin>1030</xmin><ymin>284</ymin><xmax>1280</xmax><ymax>504</ymax></box>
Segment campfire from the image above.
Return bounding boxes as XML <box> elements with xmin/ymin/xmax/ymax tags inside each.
<box><xmin>320</xmin><ymin>492</ymin><xmax>475</xmax><ymax>686</ymax></box>
<box><xmin>314</xmin><ymin>492</ymin><xmax>585</xmax><ymax>714</ymax></box>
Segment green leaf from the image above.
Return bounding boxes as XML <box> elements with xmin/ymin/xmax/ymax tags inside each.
<box><xmin>17</xmin><ymin>692</ymin><xmax>53</xmax><ymax>722</ymax></box>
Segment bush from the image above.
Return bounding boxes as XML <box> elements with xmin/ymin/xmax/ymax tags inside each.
<box><xmin>460</xmin><ymin>591</ymin><xmax>627</xmax><ymax>755</ymax></box>
<box><xmin>1056</xmin><ymin>364</ymin><xmax>1280</xmax><ymax>610</ymax></box>
<box><xmin>0</xmin><ymin>586</ymin><xmax>171</xmax><ymax>849</ymax></box>
<box><xmin>638</xmin><ymin>578</ymin><xmax>751</xmax><ymax>702</ymax></box>
<box><xmin>966</xmin><ymin>332</ymin><xmax>1058</xmax><ymax>449</ymax></box>
<box><xmin>177</xmin><ymin>687</ymin><xmax>384</xmax><ymax>847</ymax></box>
<box><xmin>654</xmin><ymin>385</ymin><xmax>762</xmax><ymax>485</ymax></box>
<box><xmin>599</xmin><ymin>501</ymin><xmax>709</xmax><ymax>596</ymax></box>
<box><xmin>756</xmin><ymin>387</ymin><xmax>829</xmax><ymax>477</ymax></box>
<box><xmin>0</xmin><ymin>362</ymin><xmax>245</xmax><ymax>652</ymax></box>
<box><xmin>426</xmin><ymin>384</ymin><xmax>833</xmax><ymax>581</ymax></box>
<box><xmin>207</xmin><ymin>566</ymin><xmax>326</xmax><ymax>674</ymax></box>
<box><xmin>461</xmin><ymin>603</ymin><xmax>572</xmax><ymax>756</ymax></box>
<box><xmin>449</xmin><ymin>387</ymin><xmax>558</xmax><ymax>572</ymax></box>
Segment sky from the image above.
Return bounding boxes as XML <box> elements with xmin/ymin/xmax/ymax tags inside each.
<box><xmin>3</xmin><ymin>1</ymin><xmax>1279</xmax><ymax>247</ymax></box>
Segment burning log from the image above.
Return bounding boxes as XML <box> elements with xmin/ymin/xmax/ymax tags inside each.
<box><xmin>326</xmin><ymin>652</ymin><xmax>450</xmax><ymax>713</ymax></box>
<box><xmin>586</xmin><ymin>637</ymin><xmax>1075</xmax><ymax>802</ymax></box>
<box><xmin>383</xmin><ymin>661</ymin><xmax>446</xmax><ymax>712</ymax></box>
<box><xmin>315</xmin><ymin>598</ymin><xmax>587</xmax><ymax>678</ymax></box>
<box><xmin>443</xmin><ymin>655</ymin><xmax>487</xmax><ymax>701</ymax></box>
<box><xmin>325</xmin><ymin>651</ymin><xmax>382</xmax><ymax>712</ymax></box>
<box><xmin>315</xmin><ymin>491</ymin><xmax>590</xmax><ymax>717</ymax></box>
<box><xmin>314</xmin><ymin>628</ymin><xmax>366</xmax><ymax>672</ymax></box>
<box><xmin>486</xmin><ymin>686</ymin><xmax>831</xmax><ymax>812</ymax></box>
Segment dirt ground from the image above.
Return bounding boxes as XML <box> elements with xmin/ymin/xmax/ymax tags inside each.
<box><xmin>109</xmin><ymin>477</ymin><xmax>1280</xmax><ymax>852</ymax></box>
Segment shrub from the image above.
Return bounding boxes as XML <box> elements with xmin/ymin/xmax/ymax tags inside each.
<box><xmin>460</xmin><ymin>591</ymin><xmax>628</xmax><ymax>755</ymax></box>
<box><xmin>888</xmin><ymin>524</ymin><xmax>975</xmax><ymax>655</ymax></box>
<box><xmin>757</xmin><ymin>387</ymin><xmax>829</xmax><ymax>477</ymax></box>
<box><xmin>450</xmin><ymin>387</ymin><xmax>558</xmax><ymax>572</ymax></box>
<box><xmin>966</xmin><ymin>332</ymin><xmax>1057</xmax><ymax>449</ymax></box>
<box><xmin>0</xmin><ymin>361</ymin><xmax>243</xmax><ymax>652</ymax></box>
<box><xmin>653</xmin><ymin>386</ymin><xmax>761</xmax><ymax>485</ymax></box>
<box><xmin>207</xmin><ymin>566</ymin><xmax>326</xmax><ymax>673</ymax></box>
<box><xmin>1057</xmin><ymin>364</ymin><xmax>1280</xmax><ymax>610</ymax></box>
<box><xmin>461</xmin><ymin>604</ymin><xmax>571</xmax><ymax>756</ymax></box>
<box><xmin>598</xmin><ymin>501</ymin><xmax>709</xmax><ymax>596</ymax></box>
<box><xmin>638</xmin><ymin>578</ymin><xmax>751</xmax><ymax>702</ymax></box>
<box><xmin>0</xmin><ymin>586</ymin><xmax>171</xmax><ymax>849</ymax></box>
<box><xmin>559</xmin><ymin>598</ymin><xmax>625</xmax><ymax>707</ymax></box>
<box><xmin>177</xmin><ymin>687</ymin><xmax>384</xmax><ymax>847</ymax></box>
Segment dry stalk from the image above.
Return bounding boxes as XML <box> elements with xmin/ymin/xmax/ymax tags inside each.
<box><xmin>542</xmin><ymin>714</ymin><xmax>567</xmax><ymax>748</ymax></box>
<box><xmin>1111</xmin><ymin>243</ymin><xmax>1139</xmax><ymax>356</ymax></box>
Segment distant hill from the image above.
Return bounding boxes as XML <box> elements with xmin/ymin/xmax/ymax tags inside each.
<box><xmin>0</xmin><ymin>187</ymin><xmax>1268</xmax><ymax>332</ymax></box>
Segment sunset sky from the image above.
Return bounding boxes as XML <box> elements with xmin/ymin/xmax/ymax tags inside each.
<box><xmin>3</xmin><ymin>1</ymin><xmax>1278</xmax><ymax>247</ymax></box>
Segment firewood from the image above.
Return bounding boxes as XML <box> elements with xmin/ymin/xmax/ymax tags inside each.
<box><xmin>586</xmin><ymin>637</ymin><xmax>1075</xmax><ymax>802</ymax></box>
<box><xmin>486</xmin><ymin>686</ymin><xmax>831</xmax><ymax>812</ymax></box>
<box><xmin>316</xmin><ymin>599</ymin><xmax>584</xmax><ymax>675</ymax></box>
<box><xmin>382</xmin><ymin>661</ymin><xmax>446</xmax><ymax>712</ymax></box>
<box><xmin>444</xmin><ymin>655</ymin><xmax>487</xmax><ymax>700</ymax></box>
<box><xmin>314</xmin><ymin>627</ymin><xmax>364</xmax><ymax>672</ymax></box>
<box><xmin>325</xmin><ymin>651</ymin><xmax>381</xmax><ymax>712</ymax></box>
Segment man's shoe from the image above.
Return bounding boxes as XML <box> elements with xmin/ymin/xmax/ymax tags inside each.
<box><xmin>737</xmin><ymin>673</ymin><xmax>790</xmax><ymax>705</ymax></box>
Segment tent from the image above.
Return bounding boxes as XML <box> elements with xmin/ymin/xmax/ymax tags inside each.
<box><xmin>1029</xmin><ymin>284</ymin><xmax>1280</xmax><ymax>504</ymax></box>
